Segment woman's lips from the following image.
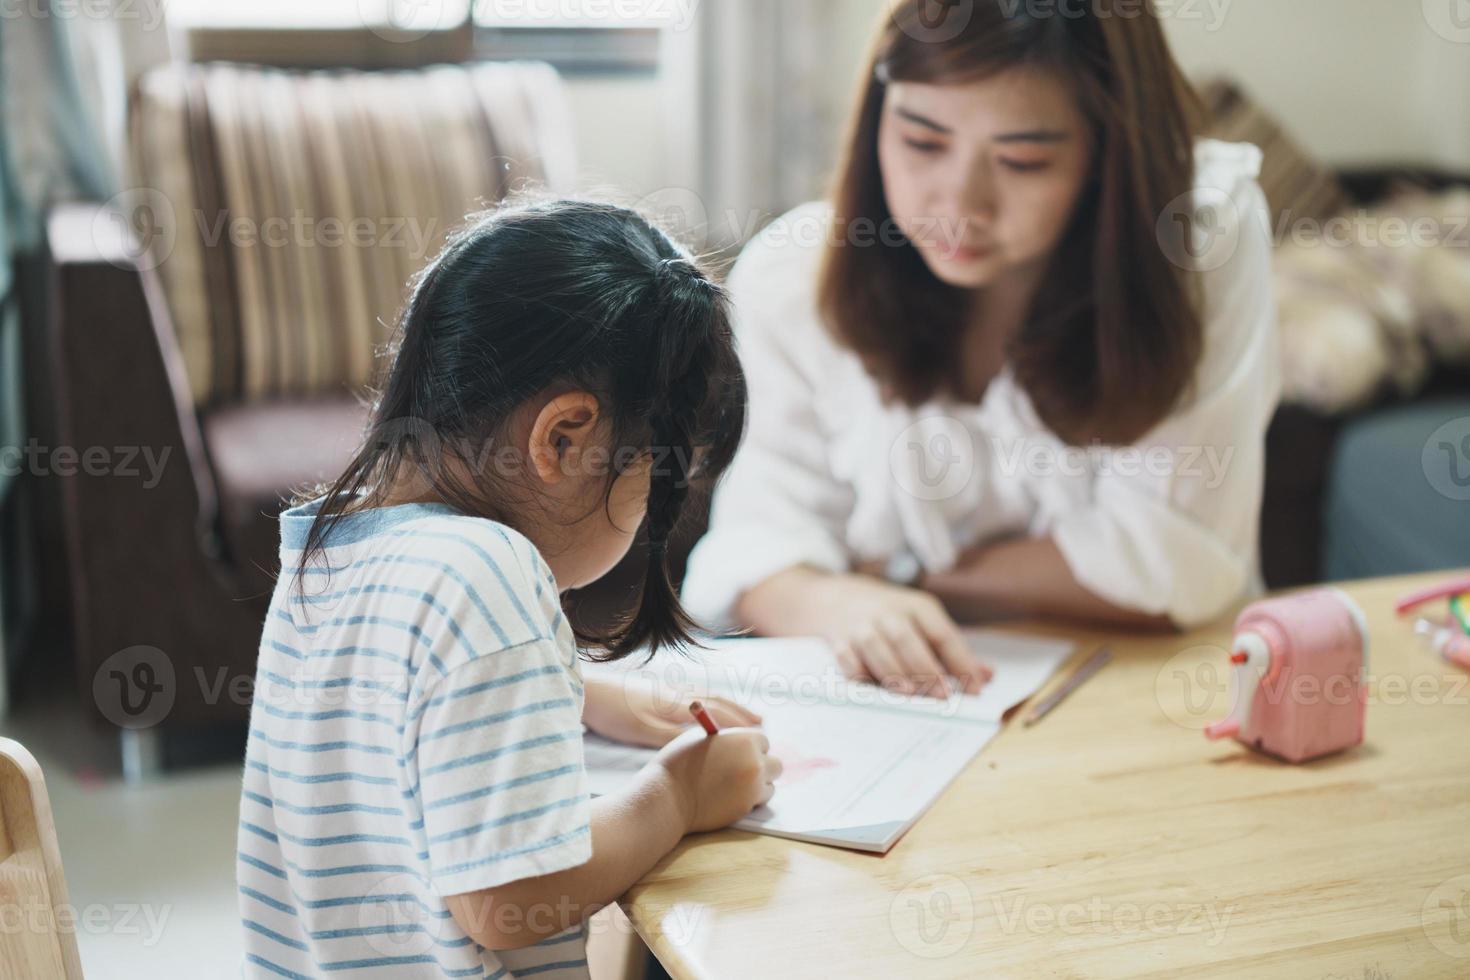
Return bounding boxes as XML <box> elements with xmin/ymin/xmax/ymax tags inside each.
<box><xmin>941</xmin><ymin>241</ymin><xmax>994</xmax><ymax>262</ymax></box>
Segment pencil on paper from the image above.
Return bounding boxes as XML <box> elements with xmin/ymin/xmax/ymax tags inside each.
<box><xmin>1022</xmin><ymin>646</ymin><xmax>1112</xmax><ymax>727</ymax></box>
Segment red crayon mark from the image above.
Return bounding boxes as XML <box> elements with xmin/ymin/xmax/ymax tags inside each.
<box><xmin>769</xmin><ymin>743</ymin><xmax>838</xmax><ymax>784</ymax></box>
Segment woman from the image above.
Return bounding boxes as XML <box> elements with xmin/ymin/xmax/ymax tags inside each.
<box><xmin>683</xmin><ymin>0</ymin><xmax>1280</xmax><ymax>697</ymax></box>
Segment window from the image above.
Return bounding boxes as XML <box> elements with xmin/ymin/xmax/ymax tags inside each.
<box><xmin>475</xmin><ymin>0</ymin><xmax>691</xmax><ymax>30</ymax></box>
<box><xmin>167</xmin><ymin>0</ymin><xmax>458</xmax><ymax>30</ymax></box>
<box><xmin>169</xmin><ymin>0</ymin><xmax>675</xmax><ymax>73</ymax></box>
<box><xmin>168</xmin><ymin>0</ymin><xmax>684</xmax><ymax>31</ymax></box>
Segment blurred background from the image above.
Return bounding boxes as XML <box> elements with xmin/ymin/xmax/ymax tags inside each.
<box><xmin>0</xmin><ymin>0</ymin><xmax>1467</xmax><ymax>976</ymax></box>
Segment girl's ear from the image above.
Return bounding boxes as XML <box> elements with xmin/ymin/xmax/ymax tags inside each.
<box><xmin>527</xmin><ymin>391</ymin><xmax>601</xmax><ymax>485</ymax></box>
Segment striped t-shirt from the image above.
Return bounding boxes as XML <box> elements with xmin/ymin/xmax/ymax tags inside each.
<box><xmin>237</xmin><ymin>500</ymin><xmax>593</xmax><ymax>979</ymax></box>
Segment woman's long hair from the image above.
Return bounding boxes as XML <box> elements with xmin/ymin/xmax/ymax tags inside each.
<box><xmin>819</xmin><ymin>0</ymin><xmax>1205</xmax><ymax>445</ymax></box>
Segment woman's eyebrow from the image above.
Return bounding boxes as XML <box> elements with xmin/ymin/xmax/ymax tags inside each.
<box><xmin>994</xmin><ymin>129</ymin><xmax>1071</xmax><ymax>144</ymax></box>
<box><xmin>894</xmin><ymin>107</ymin><xmax>952</xmax><ymax>134</ymax></box>
<box><xmin>893</xmin><ymin>109</ymin><xmax>1071</xmax><ymax>145</ymax></box>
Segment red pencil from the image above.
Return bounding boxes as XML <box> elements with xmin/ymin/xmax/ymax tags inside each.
<box><xmin>689</xmin><ymin>700</ymin><xmax>719</xmax><ymax>736</ymax></box>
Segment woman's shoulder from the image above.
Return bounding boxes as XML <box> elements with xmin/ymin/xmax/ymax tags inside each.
<box><xmin>726</xmin><ymin>201</ymin><xmax>858</xmax><ymax>373</ymax></box>
<box><xmin>735</xmin><ymin>201</ymin><xmax>838</xmax><ymax>264</ymax></box>
<box><xmin>1192</xmin><ymin>138</ymin><xmax>1264</xmax><ymax>192</ymax></box>
<box><xmin>1184</xmin><ymin>138</ymin><xmax>1273</xmax><ymax>263</ymax></box>
<box><xmin>1184</xmin><ymin>139</ymin><xmax>1279</xmax><ymax>403</ymax></box>
<box><xmin>727</xmin><ymin>201</ymin><xmax>834</xmax><ymax>304</ymax></box>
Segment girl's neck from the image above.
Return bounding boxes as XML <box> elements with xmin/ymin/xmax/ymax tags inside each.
<box><xmin>364</xmin><ymin>469</ymin><xmax>578</xmax><ymax>588</ymax></box>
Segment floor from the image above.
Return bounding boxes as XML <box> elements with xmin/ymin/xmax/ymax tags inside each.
<box><xmin>1</xmin><ymin>696</ymin><xmax>245</xmax><ymax>979</ymax></box>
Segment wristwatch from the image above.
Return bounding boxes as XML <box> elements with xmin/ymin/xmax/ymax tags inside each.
<box><xmin>882</xmin><ymin>550</ymin><xmax>923</xmax><ymax>589</ymax></box>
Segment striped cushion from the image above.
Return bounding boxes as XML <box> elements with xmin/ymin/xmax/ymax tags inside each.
<box><xmin>1202</xmin><ymin>79</ymin><xmax>1347</xmax><ymax>233</ymax></box>
<box><xmin>130</xmin><ymin>61</ymin><xmax>576</xmax><ymax>407</ymax></box>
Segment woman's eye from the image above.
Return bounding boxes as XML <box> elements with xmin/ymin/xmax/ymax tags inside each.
<box><xmin>999</xmin><ymin>158</ymin><xmax>1051</xmax><ymax>173</ymax></box>
<box><xmin>904</xmin><ymin>138</ymin><xmax>945</xmax><ymax>155</ymax></box>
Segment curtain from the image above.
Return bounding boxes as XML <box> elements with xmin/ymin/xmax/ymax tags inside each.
<box><xmin>0</xmin><ymin>1</ymin><xmax>166</xmax><ymax>710</ymax></box>
<box><xmin>664</xmin><ymin>0</ymin><xmax>878</xmax><ymax>253</ymax></box>
<box><xmin>0</xmin><ymin>0</ymin><xmax>172</xmax><ymax>473</ymax></box>
<box><xmin>1</xmin><ymin>2</ymin><xmax>128</xmax><ymax>503</ymax></box>
<box><xmin>0</xmin><ymin>0</ymin><xmax>174</xmax><ymax>262</ymax></box>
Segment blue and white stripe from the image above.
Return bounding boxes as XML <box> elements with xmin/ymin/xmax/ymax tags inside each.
<box><xmin>238</xmin><ymin>500</ymin><xmax>592</xmax><ymax>979</ymax></box>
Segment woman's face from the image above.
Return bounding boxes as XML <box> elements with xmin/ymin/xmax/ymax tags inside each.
<box><xmin>877</xmin><ymin>66</ymin><xmax>1094</xmax><ymax>290</ymax></box>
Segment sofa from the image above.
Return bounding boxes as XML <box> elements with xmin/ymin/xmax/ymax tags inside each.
<box><xmin>43</xmin><ymin>59</ymin><xmax>576</xmax><ymax>761</ymax></box>
<box><xmin>1205</xmin><ymin>81</ymin><xmax>1470</xmax><ymax>587</ymax></box>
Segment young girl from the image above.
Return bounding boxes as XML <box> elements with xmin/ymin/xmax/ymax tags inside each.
<box><xmin>237</xmin><ymin>200</ymin><xmax>780</xmax><ymax>978</ymax></box>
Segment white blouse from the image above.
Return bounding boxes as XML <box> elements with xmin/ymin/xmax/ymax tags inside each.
<box><xmin>683</xmin><ymin>139</ymin><xmax>1281</xmax><ymax>631</ymax></box>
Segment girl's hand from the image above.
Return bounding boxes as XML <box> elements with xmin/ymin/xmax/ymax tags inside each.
<box><xmin>653</xmin><ymin>727</ymin><xmax>781</xmax><ymax>833</ymax></box>
<box><xmin>583</xmin><ymin>675</ymin><xmax>761</xmax><ymax>748</ymax></box>
<box><xmin>808</xmin><ymin>573</ymin><xmax>993</xmax><ymax>698</ymax></box>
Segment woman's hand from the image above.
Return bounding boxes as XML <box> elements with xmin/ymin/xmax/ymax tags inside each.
<box><xmin>583</xmin><ymin>675</ymin><xmax>762</xmax><ymax>749</ymax></box>
<box><xmin>739</xmin><ymin>568</ymin><xmax>993</xmax><ymax>698</ymax></box>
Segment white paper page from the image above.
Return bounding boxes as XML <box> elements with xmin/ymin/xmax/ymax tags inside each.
<box><xmin>583</xmin><ymin>704</ymin><xmax>999</xmax><ymax>850</ymax></box>
<box><xmin>961</xmin><ymin>629</ymin><xmax>1079</xmax><ymax>720</ymax></box>
<box><xmin>579</xmin><ymin>629</ymin><xmax>1073</xmax><ymax>850</ymax></box>
<box><xmin>589</xmin><ymin>629</ymin><xmax>1074</xmax><ymax>725</ymax></box>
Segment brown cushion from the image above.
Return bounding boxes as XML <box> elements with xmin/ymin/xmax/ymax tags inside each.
<box><xmin>1201</xmin><ymin>79</ymin><xmax>1348</xmax><ymax>230</ymax></box>
<box><xmin>202</xmin><ymin>397</ymin><xmax>369</xmax><ymax>597</ymax></box>
<box><xmin>131</xmin><ymin>61</ymin><xmax>577</xmax><ymax>408</ymax></box>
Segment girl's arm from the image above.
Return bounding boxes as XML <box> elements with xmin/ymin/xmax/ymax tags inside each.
<box><xmin>580</xmin><ymin>674</ymin><xmax>761</xmax><ymax>748</ymax></box>
<box><xmin>446</xmin><ymin>727</ymin><xmax>778</xmax><ymax>950</ymax></box>
<box><xmin>444</xmin><ymin>765</ymin><xmax>683</xmax><ymax>950</ymax></box>
<box><xmin>921</xmin><ymin>535</ymin><xmax>1175</xmax><ymax>631</ymax></box>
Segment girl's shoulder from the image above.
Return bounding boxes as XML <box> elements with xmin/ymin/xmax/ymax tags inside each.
<box><xmin>366</xmin><ymin>510</ymin><xmax>562</xmax><ymax>642</ymax></box>
<box><xmin>393</xmin><ymin>512</ymin><xmax>554</xmax><ymax>592</ymax></box>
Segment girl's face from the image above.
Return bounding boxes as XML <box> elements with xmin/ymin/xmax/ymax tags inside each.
<box><xmin>876</xmin><ymin>67</ymin><xmax>1094</xmax><ymax>290</ymax></box>
<box><xmin>553</xmin><ymin>451</ymin><xmax>653</xmax><ymax>591</ymax></box>
<box><xmin>508</xmin><ymin>390</ymin><xmax>657</xmax><ymax>592</ymax></box>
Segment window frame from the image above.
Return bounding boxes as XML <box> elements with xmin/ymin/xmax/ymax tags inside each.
<box><xmin>180</xmin><ymin>8</ymin><xmax>662</xmax><ymax>75</ymax></box>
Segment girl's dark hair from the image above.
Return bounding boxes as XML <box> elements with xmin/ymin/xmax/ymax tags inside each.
<box><xmin>820</xmin><ymin>0</ymin><xmax>1205</xmax><ymax>445</ymax></box>
<box><xmin>294</xmin><ymin>199</ymin><xmax>747</xmax><ymax>661</ymax></box>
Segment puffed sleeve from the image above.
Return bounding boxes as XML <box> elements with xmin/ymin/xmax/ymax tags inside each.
<box><xmin>682</xmin><ymin>206</ymin><xmax>857</xmax><ymax>631</ymax></box>
<box><xmin>1051</xmin><ymin>144</ymin><xmax>1281</xmax><ymax>627</ymax></box>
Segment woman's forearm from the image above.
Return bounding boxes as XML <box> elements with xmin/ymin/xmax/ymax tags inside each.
<box><xmin>922</xmin><ymin>536</ymin><xmax>1175</xmax><ymax>631</ymax></box>
<box><xmin>735</xmin><ymin>565</ymin><xmax>839</xmax><ymax>637</ymax></box>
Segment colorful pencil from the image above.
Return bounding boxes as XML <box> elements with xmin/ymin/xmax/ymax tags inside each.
<box><xmin>1022</xmin><ymin>646</ymin><xmax>1112</xmax><ymax>727</ymax></box>
<box><xmin>689</xmin><ymin>700</ymin><xmax>719</xmax><ymax>736</ymax></box>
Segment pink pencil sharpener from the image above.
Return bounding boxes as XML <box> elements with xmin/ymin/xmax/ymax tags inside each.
<box><xmin>1204</xmin><ymin>588</ymin><xmax>1368</xmax><ymax>763</ymax></box>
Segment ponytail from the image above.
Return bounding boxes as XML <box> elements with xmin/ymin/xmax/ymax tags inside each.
<box><xmin>589</xmin><ymin>258</ymin><xmax>746</xmax><ymax>662</ymax></box>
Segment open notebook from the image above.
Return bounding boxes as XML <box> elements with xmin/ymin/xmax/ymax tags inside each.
<box><xmin>582</xmin><ymin>630</ymin><xmax>1075</xmax><ymax>853</ymax></box>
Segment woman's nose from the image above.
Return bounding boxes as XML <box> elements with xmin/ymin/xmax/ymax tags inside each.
<box><xmin>952</xmin><ymin>158</ymin><xmax>997</xmax><ymax>225</ymax></box>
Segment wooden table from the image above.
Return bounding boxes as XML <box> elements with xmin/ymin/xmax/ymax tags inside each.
<box><xmin>618</xmin><ymin>573</ymin><xmax>1470</xmax><ymax>979</ymax></box>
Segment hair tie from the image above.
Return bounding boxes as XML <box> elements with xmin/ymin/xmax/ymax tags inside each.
<box><xmin>655</xmin><ymin>255</ymin><xmax>716</xmax><ymax>295</ymax></box>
